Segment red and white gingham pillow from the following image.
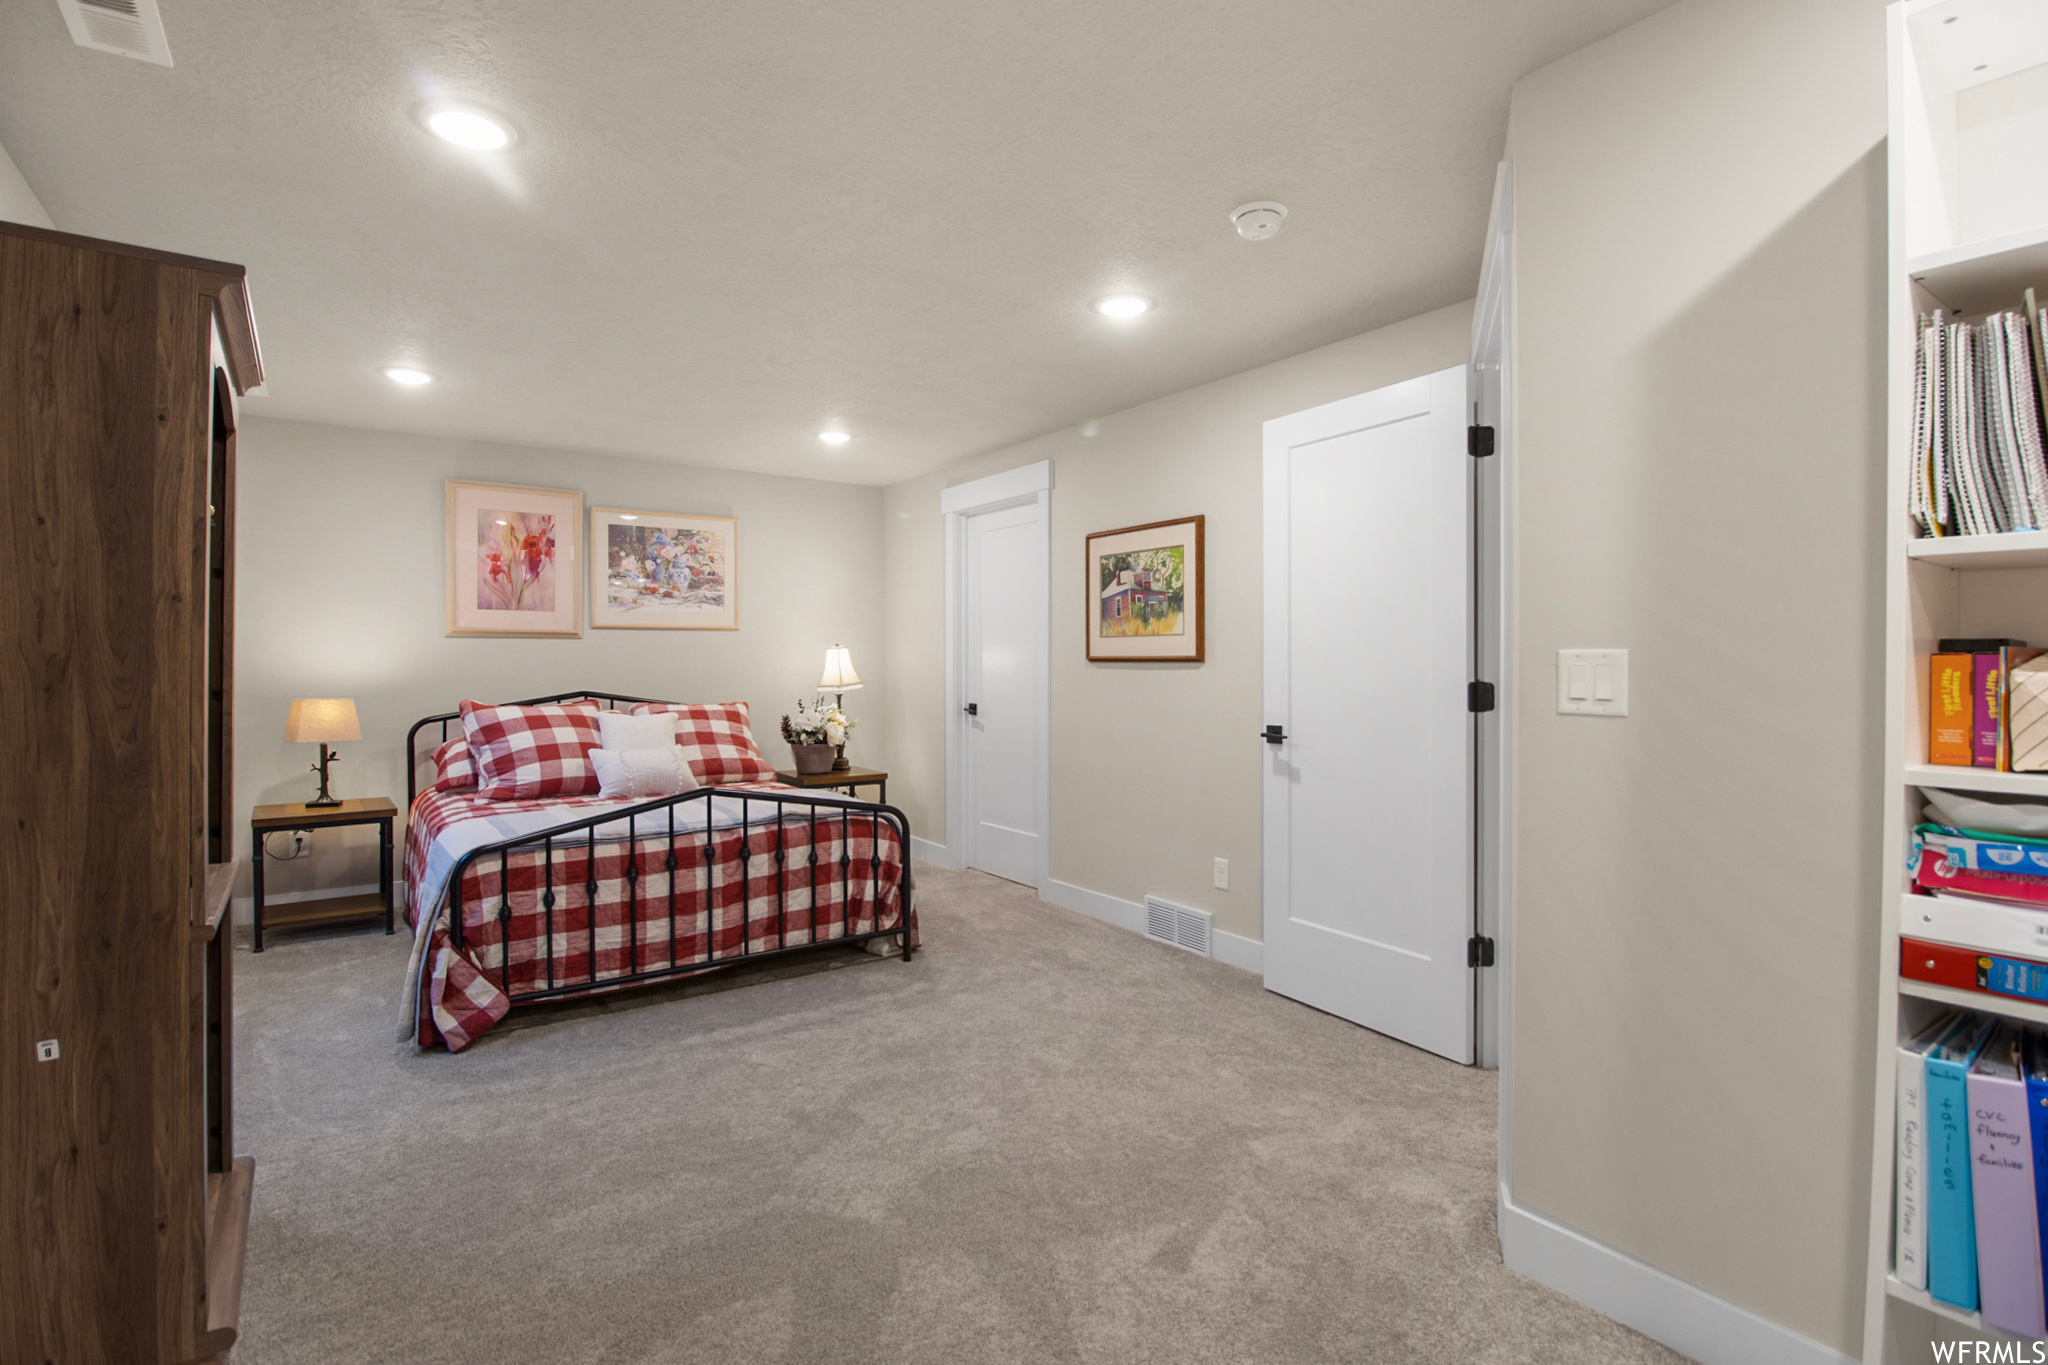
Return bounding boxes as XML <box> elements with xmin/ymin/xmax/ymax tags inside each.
<box><xmin>628</xmin><ymin>701</ymin><xmax>778</xmax><ymax>785</ymax></box>
<box><xmin>430</xmin><ymin>738</ymin><xmax>478</xmax><ymax>792</ymax></box>
<box><xmin>458</xmin><ymin>700</ymin><xmax>603</xmax><ymax>800</ymax></box>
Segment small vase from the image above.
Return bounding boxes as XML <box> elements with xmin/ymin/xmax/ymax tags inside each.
<box><xmin>791</xmin><ymin>743</ymin><xmax>835</xmax><ymax>776</ymax></box>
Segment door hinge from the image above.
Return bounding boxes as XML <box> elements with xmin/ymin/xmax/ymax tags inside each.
<box><xmin>1468</xmin><ymin>935</ymin><xmax>1496</xmax><ymax>968</ymax></box>
<box><xmin>1467</xmin><ymin>424</ymin><xmax>1495</xmax><ymax>457</ymax></box>
<box><xmin>1467</xmin><ymin>680</ymin><xmax>1495</xmax><ymax>713</ymax></box>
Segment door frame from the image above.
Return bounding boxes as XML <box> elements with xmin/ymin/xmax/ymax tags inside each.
<box><xmin>941</xmin><ymin>460</ymin><xmax>1053</xmax><ymax>893</ymax></box>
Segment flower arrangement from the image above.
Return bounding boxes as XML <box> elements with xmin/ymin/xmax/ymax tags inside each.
<box><xmin>781</xmin><ymin>698</ymin><xmax>856</xmax><ymax>748</ymax></box>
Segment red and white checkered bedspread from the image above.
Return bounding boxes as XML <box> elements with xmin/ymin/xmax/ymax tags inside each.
<box><xmin>402</xmin><ymin>783</ymin><xmax>913</xmax><ymax>1051</ymax></box>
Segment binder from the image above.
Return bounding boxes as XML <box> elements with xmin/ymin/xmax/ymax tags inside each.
<box><xmin>2024</xmin><ymin>1030</ymin><xmax>2048</xmax><ymax>1328</ymax></box>
<box><xmin>1930</xmin><ymin>1014</ymin><xmax>1998</xmax><ymax>1309</ymax></box>
<box><xmin>1971</xmin><ymin>1022</ymin><xmax>2046</xmax><ymax>1336</ymax></box>
<box><xmin>1903</xmin><ymin>892</ymin><xmax>2048</xmax><ymax>957</ymax></box>
<box><xmin>1902</xmin><ymin>937</ymin><xmax>2048</xmax><ymax>1005</ymax></box>
<box><xmin>1899</xmin><ymin>1011</ymin><xmax>1962</xmax><ymax>1290</ymax></box>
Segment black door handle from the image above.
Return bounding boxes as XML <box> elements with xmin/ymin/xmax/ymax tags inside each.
<box><xmin>1262</xmin><ymin>725</ymin><xmax>1285</xmax><ymax>745</ymax></box>
<box><xmin>964</xmin><ymin>703</ymin><xmax>978</xmax><ymax>716</ymax></box>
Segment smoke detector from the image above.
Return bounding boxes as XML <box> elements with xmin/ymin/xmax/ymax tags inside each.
<box><xmin>55</xmin><ymin>0</ymin><xmax>172</xmax><ymax>65</ymax></box>
<box><xmin>1230</xmin><ymin>201</ymin><xmax>1288</xmax><ymax>242</ymax></box>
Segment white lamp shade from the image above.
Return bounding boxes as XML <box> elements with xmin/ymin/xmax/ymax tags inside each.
<box><xmin>285</xmin><ymin>698</ymin><xmax>361</xmax><ymax>744</ymax></box>
<box><xmin>818</xmin><ymin>646</ymin><xmax>863</xmax><ymax>692</ymax></box>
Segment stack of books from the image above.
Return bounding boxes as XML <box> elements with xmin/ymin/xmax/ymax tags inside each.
<box><xmin>1913</xmin><ymin>290</ymin><xmax>2048</xmax><ymax>538</ymax></box>
<box><xmin>1895</xmin><ymin>1012</ymin><xmax>2048</xmax><ymax>1337</ymax></box>
<box><xmin>1929</xmin><ymin>641</ymin><xmax>2045</xmax><ymax>770</ymax></box>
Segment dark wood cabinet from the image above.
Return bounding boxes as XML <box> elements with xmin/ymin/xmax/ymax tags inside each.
<box><xmin>0</xmin><ymin>221</ymin><xmax>263</xmax><ymax>1365</ymax></box>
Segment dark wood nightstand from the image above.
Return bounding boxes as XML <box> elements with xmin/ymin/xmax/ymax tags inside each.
<box><xmin>772</xmin><ymin>766</ymin><xmax>889</xmax><ymax>804</ymax></box>
<box><xmin>250</xmin><ymin>797</ymin><xmax>397</xmax><ymax>951</ymax></box>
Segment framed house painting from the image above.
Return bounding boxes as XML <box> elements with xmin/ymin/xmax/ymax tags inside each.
<box><xmin>446</xmin><ymin>480</ymin><xmax>583</xmax><ymax>638</ymax></box>
<box><xmin>590</xmin><ymin>507</ymin><xmax>738</xmax><ymax>630</ymax></box>
<box><xmin>1086</xmin><ymin>515</ymin><xmax>1204</xmax><ymax>662</ymax></box>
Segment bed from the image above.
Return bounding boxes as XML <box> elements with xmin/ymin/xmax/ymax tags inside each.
<box><xmin>400</xmin><ymin>692</ymin><xmax>914</xmax><ymax>1051</ymax></box>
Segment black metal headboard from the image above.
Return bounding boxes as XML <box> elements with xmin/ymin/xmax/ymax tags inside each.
<box><xmin>406</xmin><ymin>691</ymin><xmax>668</xmax><ymax>806</ymax></box>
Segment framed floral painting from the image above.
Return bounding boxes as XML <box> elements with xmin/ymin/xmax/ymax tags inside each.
<box><xmin>590</xmin><ymin>507</ymin><xmax>738</xmax><ymax>630</ymax></box>
<box><xmin>446</xmin><ymin>480</ymin><xmax>583</xmax><ymax>637</ymax></box>
<box><xmin>1086</xmin><ymin>515</ymin><xmax>1204</xmax><ymax>662</ymax></box>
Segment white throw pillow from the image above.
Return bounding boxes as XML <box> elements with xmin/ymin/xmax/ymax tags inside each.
<box><xmin>590</xmin><ymin>746</ymin><xmax>699</xmax><ymax>800</ymax></box>
<box><xmin>597</xmin><ymin>709</ymin><xmax>679</xmax><ymax>754</ymax></box>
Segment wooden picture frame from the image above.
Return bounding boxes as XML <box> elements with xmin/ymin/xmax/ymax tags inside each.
<box><xmin>589</xmin><ymin>507</ymin><xmax>739</xmax><ymax>630</ymax></box>
<box><xmin>446</xmin><ymin>479</ymin><xmax>583</xmax><ymax>638</ymax></box>
<box><xmin>1086</xmin><ymin>515</ymin><xmax>1204</xmax><ymax>662</ymax></box>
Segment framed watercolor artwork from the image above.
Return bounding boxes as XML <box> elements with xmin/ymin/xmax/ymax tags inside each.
<box><xmin>1086</xmin><ymin>515</ymin><xmax>1204</xmax><ymax>662</ymax></box>
<box><xmin>590</xmin><ymin>507</ymin><xmax>739</xmax><ymax>630</ymax></box>
<box><xmin>446</xmin><ymin>480</ymin><xmax>583</xmax><ymax>638</ymax></box>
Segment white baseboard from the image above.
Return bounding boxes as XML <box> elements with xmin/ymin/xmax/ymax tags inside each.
<box><xmin>232</xmin><ymin>881</ymin><xmax>382</xmax><ymax>926</ymax></box>
<box><xmin>910</xmin><ymin>836</ymin><xmax>959</xmax><ymax>869</ymax></box>
<box><xmin>1500</xmin><ymin>1193</ymin><xmax>1853</xmax><ymax>1365</ymax></box>
<box><xmin>1212</xmin><ymin>928</ymin><xmax>1263</xmax><ymax>975</ymax></box>
<box><xmin>1042</xmin><ymin>879</ymin><xmax>1262</xmax><ymax>975</ymax></box>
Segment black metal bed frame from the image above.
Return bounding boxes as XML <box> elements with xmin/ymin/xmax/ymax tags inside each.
<box><xmin>406</xmin><ymin>692</ymin><xmax>915</xmax><ymax>1009</ymax></box>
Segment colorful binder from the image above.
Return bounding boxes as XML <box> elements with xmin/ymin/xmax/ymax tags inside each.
<box><xmin>1971</xmin><ymin>1022</ymin><xmax>2046</xmax><ymax>1336</ymax></box>
<box><xmin>1902</xmin><ymin>938</ymin><xmax>2048</xmax><ymax>1005</ymax></box>
<box><xmin>1930</xmin><ymin>1013</ymin><xmax>1997</xmax><ymax>1309</ymax></box>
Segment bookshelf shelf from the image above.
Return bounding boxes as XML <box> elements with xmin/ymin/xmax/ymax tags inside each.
<box><xmin>1906</xmin><ymin>530</ymin><xmax>2048</xmax><ymax>570</ymax></box>
<box><xmin>1905</xmin><ymin>764</ymin><xmax>2048</xmax><ymax>798</ymax></box>
<box><xmin>1897</xmin><ymin>978</ymin><xmax>2048</xmax><ymax>1029</ymax></box>
<box><xmin>1908</xmin><ymin>222</ymin><xmax>2048</xmax><ymax>317</ymax></box>
<box><xmin>1884</xmin><ymin>1278</ymin><xmax>1999</xmax><ymax>1338</ymax></box>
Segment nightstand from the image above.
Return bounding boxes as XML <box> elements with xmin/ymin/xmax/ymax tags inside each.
<box><xmin>250</xmin><ymin>797</ymin><xmax>397</xmax><ymax>952</ymax></box>
<box><xmin>771</xmin><ymin>766</ymin><xmax>888</xmax><ymax>803</ymax></box>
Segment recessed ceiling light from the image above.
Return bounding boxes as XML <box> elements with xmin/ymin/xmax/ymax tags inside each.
<box><xmin>618</xmin><ymin>514</ymin><xmax>639</xmax><ymax>520</ymax></box>
<box><xmin>819</xmin><ymin>430</ymin><xmax>851</xmax><ymax>446</ymax></box>
<box><xmin>384</xmin><ymin>366</ymin><xmax>434</xmax><ymax>386</ymax></box>
<box><xmin>424</xmin><ymin>106</ymin><xmax>513</xmax><ymax>151</ymax></box>
<box><xmin>1092</xmin><ymin>294</ymin><xmax>1154</xmax><ymax>319</ymax></box>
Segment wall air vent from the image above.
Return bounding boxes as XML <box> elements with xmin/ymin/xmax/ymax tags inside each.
<box><xmin>56</xmin><ymin>0</ymin><xmax>173</xmax><ymax>66</ymax></box>
<box><xmin>1144</xmin><ymin>896</ymin><xmax>1212</xmax><ymax>957</ymax></box>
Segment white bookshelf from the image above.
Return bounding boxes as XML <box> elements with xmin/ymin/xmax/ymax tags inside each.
<box><xmin>1870</xmin><ymin>3</ymin><xmax>2048</xmax><ymax>1358</ymax></box>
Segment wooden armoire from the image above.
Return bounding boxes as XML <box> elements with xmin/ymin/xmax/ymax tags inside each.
<box><xmin>0</xmin><ymin>221</ymin><xmax>261</xmax><ymax>1364</ymax></box>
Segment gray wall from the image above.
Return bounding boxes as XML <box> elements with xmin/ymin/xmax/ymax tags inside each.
<box><xmin>881</xmin><ymin>302</ymin><xmax>1472</xmax><ymax>941</ymax></box>
<box><xmin>233</xmin><ymin>416</ymin><xmax>883</xmax><ymax>906</ymax></box>
<box><xmin>1506</xmin><ymin>0</ymin><xmax>1886</xmax><ymax>1353</ymax></box>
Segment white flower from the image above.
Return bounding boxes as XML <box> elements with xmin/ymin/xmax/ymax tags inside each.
<box><xmin>825</xmin><ymin>721</ymin><xmax>846</xmax><ymax>745</ymax></box>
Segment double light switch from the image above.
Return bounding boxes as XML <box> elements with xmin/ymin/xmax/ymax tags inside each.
<box><xmin>1557</xmin><ymin>649</ymin><xmax>1628</xmax><ymax>716</ymax></box>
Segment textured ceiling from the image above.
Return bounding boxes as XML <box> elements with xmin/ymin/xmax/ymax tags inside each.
<box><xmin>0</xmin><ymin>0</ymin><xmax>1668</xmax><ymax>485</ymax></box>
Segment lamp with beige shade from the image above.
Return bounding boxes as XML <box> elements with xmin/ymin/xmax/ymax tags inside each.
<box><xmin>286</xmin><ymin>698</ymin><xmax>361</xmax><ymax>807</ymax></box>
<box><xmin>818</xmin><ymin>646</ymin><xmax>862</xmax><ymax>770</ymax></box>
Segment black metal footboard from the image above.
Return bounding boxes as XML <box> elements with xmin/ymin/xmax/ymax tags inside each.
<box><xmin>443</xmin><ymin>786</ymin><xmax>914</xmax><ymax>1007</ymax></box>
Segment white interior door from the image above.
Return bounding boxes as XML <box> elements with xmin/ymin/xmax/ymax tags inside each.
<box><xmin>963</xmin><ymin>499</ymin><xmax>1046</xmax><ymax>885</ymax></box>
<box><xmin>1261</xmin><ymin>365</ymin><xmax>1474</xmax><ymax>1063</ymax></box>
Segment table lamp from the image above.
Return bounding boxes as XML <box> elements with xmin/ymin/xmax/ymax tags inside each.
<box><xmin>286</xmin><ymin>698</ymin><xmax>360</xmax><ymax>808</ymax></box>
<box><xmin>818</xmin><ymin>646</ymin><xmax>862</xmax><ymax>771</ymax></box>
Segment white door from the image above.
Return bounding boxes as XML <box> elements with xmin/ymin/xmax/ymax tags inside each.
<box><xmin>1261</xmin><ymin>365</ymin><xmax>1474</xmax><ymax>1063</ymax></box>
<box><xmin>963</xmin><ymin>499</ymin><xmax>1046</xmax><ymax>885</ymax></box>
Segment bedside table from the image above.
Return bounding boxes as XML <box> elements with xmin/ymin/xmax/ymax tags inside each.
<box><xmin>771</xmin><ymin>766</ymin><xmax>888</xmax><ymax>803</ymax></box>
<box><xmin>250</xmin><ymin>797</ymin><xmax>397</xmax><ymax>952</ymax></box>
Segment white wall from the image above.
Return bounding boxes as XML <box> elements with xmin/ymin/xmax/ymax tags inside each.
<box><xmin>881</xmin><ymin>302</ymin><xmax>1473</xmax><ymax>941</ymax></box>
<box><xmin>0</xmin><ymin>133</ymin><xmax>53</xmax><ymax>228</ymax></box>
<box><xmin>234</xmin><ymin>416</ymin><xmax>884</xmax><ymax>905</ymax></box>
<box><xmin>1506</xmin><ymin>0</ymin><xmax>1886</xmax><ymax>1355</ymax></box>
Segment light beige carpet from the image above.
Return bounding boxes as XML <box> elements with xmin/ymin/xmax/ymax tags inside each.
<box><xmin>230</xmin><ymin>861</ymin><xmax>1687</xmax><ymax>1364</ymax></box>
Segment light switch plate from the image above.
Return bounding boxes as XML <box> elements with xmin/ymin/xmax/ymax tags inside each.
<box><xmin>1557</xmin><ymin>649</ymin><xmax>1628</xmax><ymax>716</ymax></box>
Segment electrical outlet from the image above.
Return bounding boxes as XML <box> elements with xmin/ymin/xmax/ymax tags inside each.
<box><xmin>1213</xmin><ymin>857</ymin><xmax>1229</xmax><ymax>890</ymax></box>
<box><xmin>292</xmin><ymin>829</ymin><xmax>309</xmax><ymax>857</ymax></box>
<box><xmin>36</xmin><ymin>1039</ymin><xmax>59</xmax><ymax>1062</ymax></box>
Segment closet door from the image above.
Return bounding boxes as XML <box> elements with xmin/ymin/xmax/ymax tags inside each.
<box><xmin>1261</xmin><ymin>366</ymin><xmax>1475</xmax><ymax>1064</ymax></box>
